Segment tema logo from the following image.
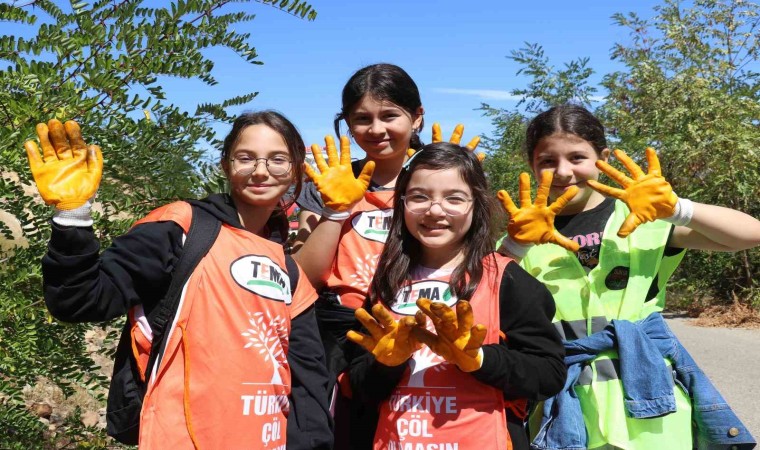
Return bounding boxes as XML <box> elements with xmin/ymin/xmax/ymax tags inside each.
<box><xmin>230</xmin><ymin>255</ymin><xmax>291</xmax><ymax>302</ymax></box>
<box><xmin>351</xmin><ymin>209</ymin><xmax>393</xmax><ymax>243</ymax></box>
<box><xmin>391</xmin><ymin>280</ymin><xmax>457</xmax><ymax>316</ymax></box>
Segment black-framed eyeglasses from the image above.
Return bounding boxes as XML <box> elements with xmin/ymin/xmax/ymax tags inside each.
<box><xmin>229</xmin><ymin>155</ymin><xmax>292</xmax><ymax>176</ymax></box>
<box><xmin>402</xmin><ymin>193</ymin><xmax>473</xmax><ymax>216</ymax></box>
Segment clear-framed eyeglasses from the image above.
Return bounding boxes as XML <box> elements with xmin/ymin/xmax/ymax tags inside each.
<box><xmin>402</xmin><ymin>193</ymin><xmax>473</xmax><ymax>216</ymax></box>
<box><xmin>229</xmin><ymin>155</ymin><xmax>292</xmax><ymax>176</ymax></box>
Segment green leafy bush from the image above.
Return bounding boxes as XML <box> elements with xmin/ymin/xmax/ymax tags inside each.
<box><xmin>482</xmin><ymin>0</ymin><xmax>759</xmax><ymax>308</ymax></box>
<box><xmin>0</xmin><ymin>0</ymin><xmax>316</xmax><ymax>446</ymax></box>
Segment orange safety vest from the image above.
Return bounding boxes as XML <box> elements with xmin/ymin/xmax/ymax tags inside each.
<box><xmin>129</xmin><ymin>202</ymin><xmax>316</xmax><ymax>449</ymax></box>
<box><xmin>325</xmin><ymin>190</ymin><xmax>395</xmax><ymax>309</ymax></box>
<box><xmin>373</xmin><ymin>254</ymin><xmax>517</xmax><ymax>450</ymax></box>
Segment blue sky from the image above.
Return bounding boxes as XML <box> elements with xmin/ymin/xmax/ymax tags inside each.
<box><xmin>185</xmin><ymin>0</ymin><xmax>664</xmax><ymax>157</ymax></box>
<box><xmin>6</xmin><ymin>0</ymin><xmax>665</xmax><ymax>157</ymax></box>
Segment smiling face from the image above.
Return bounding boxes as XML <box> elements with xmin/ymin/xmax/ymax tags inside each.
<box><xmin>347</xmin><ymin>94</ymin><xmax>423</xmax><ymax>163</ymax></box>
<box><xmin>222</xmin><ymin>124</ymin><xmax>294</xmax><ymax>209</ymax></box>
<box><xmin>403</xmin><ymin>167</ymin><xmax>474</xmax><ymax>268</ymax></box>
<box><xmin>531</xmin><ymin>133</ymin><xmax>610</xmax><ymax>215</ymax></box>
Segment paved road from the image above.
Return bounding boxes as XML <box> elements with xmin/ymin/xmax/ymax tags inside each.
<box><xmin>665</xmin><ymin>314</ymin><xmax>760</xmax><ymax>441</ymax></box>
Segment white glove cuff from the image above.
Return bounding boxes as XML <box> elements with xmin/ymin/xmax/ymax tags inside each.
<box><xmin>476</xmin><ymin>347</ymin><xmax>485</xmax><ymax>369</ymax></box>
<box><xmin>501</xmin><ymin>236</ymin><xmax>534</xmax><ymax>259</ymax></box>
<box><xmin>663</xmin><ymin>198</ymin><xmax>694</xmax><ymax>226</ymax></box>
<box><xmin>321</xmin><ymin>206</ymin><xmax>351</xmax><ymax>221</ymax></box>
<box><xmin>53</xmin><ymin>201</ymin><xmax>93</xmax><ymax>227</ymax></box>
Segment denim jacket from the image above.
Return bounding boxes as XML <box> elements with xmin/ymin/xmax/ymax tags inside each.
<box><xmin>531</xmin><ymin>312</ymin><xmax>756</xmax><ymax>450</ymax></box>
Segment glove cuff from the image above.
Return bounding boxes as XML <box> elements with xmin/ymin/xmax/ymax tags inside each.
<box><xmin>475</xmin><ymin>347</ymin><xmax>484</xmax><ymax>369</ymax></box>
<box><xmin>321</xmin><ymin>206</ymin><xmax>351</xmax><ymax>221</ymax></box>
<box><xmin>501</xmin><ymin>236</ymin><xmax>534</xmax><ymax>259</ymax></box>
<box><xmin>460</xmin><ymin>347</ymin><xmax>485</xmax><ymax>373</ymax></box>
<box><xmin>663</xmin><ymin>198</ymin><xmax>694</xmax><ymax>226</ymax></box>
<box><xmin>53</xmin><ymin>201</ymin><xmax>93</xmax><ymax>227</ymax></box>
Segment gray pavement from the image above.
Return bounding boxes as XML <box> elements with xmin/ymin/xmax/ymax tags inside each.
<box><xmin>665</xmin><ymin>314</ymin><xmax>760</xmax><ymax>441</ymax></box>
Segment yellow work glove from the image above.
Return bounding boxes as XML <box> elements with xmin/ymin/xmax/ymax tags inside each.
<box><xmin>587</xmin><ymin>148</ymin><xmax>678</xmax><ymax>237</ymax></box>
<box><xmin>25</xmin><ymin>119</ymin><xmax>103</xmax><ymax>211</ymax></box>
<box><xmin>412</xmin><ymin>299</ymin><xmax>486</xmax><ymax>373</ymax></box>
<box><xmin>407</xmin><ymin>123</ymin><xmax>484</xmax><ymax>161</ymax></box>
<box><xmin>346</xmin><ymin>303</ymin><xmax>421</xmax><ymax>367</ymax></box>
<box><xmin>497</xmin><ymin>171</ymin><xmax>580</xmax><ymax>253</ymax></box>
<box><xmin>304</xmin><ymin>135</ymin><xmax>374</xmax><ymax>219</ymax></box>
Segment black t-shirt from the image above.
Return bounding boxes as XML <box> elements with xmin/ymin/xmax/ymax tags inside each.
<box><xmin>554</xmin><ymin>197</ymin><xmax>685</xmax><ymax>301</ymax></box>
<box><xmin>554</xmin><ymin>198</ymin><xmax>615</xmax><ymax>273</ymax></box>
<box><xmin>297</xmin><ymin>159</ymin><xmax>393</xmax><ymax>214</ymax></box>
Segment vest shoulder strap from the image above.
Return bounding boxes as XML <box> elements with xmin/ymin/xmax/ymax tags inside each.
<box><xmin>146</xmin><ymin>204</ymin><xmax>221</xmax><ymax>377</ymax></box>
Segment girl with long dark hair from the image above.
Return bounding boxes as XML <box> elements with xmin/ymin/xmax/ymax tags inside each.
<box><xmin>347</xmin><ymin>142</ymin><xmax>565</xmax><ymax>450</ymax></box>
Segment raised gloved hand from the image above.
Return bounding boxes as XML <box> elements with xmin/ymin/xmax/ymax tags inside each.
<box><xmin>497</xmin><ymin>171</ymin><xmax>580</xmax><ymax>253</ymax></box>
<box><xmin>407</xmin><ymin>123</ymin><xmax>484</xmax><ymax>161</ymax></box>
<box><xmin>25</xmin><ymin>119</ymin><xmax>103</xmax><ymax>211</ymax></box>
<box><xmin>304</xmin><ymin>135</ymin><xmax>375</xmax><ymax>219</ymax></box>
<box><xmin>412</xmin><ymin>299</ymin><xmax>486</xmax><ymax>373</ymax></box>
<box><xmin>587</xmin><ymin>148</ymin><xmax>680</xmax><ymax>237</ymax></box>
<box><xmin>346</xmin><ymin>303</ymin><xmax>420</xmax><ymax>367</ymax></box>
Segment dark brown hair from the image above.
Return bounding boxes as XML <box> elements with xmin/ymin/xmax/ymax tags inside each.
<box><xmin>221</xmin><ymin>111</ymin><xmax>305</xmax><ymax>237</ymax></box>
<box><xmin>369</xmin><ymin>142</ymin><xmax>498</xmax><ymax>307</ymax></box>
<box><xmin>525</xmin><ymin>104</ymin><xmax>607</xmax><ymax>161</ymax></box>
<box><xmin>335</xmin><ymin>63</ymin><xmax>424</xmax><ymax>151</ymax></box>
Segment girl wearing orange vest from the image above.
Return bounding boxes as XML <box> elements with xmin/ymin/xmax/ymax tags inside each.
<box><xmin>293</xmin><ymin>63</ymin><xmax>426</xmax><ymax>314</ymax></box>
<box><xmin>27</xmin><ymin>111</ymin><xmax>332</xmax><ymax>449</ymax></box>
<box><xmin>291</xmin><ymin>63</ymin><xmax>480</xmax><ymax>448</ymax></box>
<box><xmin>346</xmin><ymin>142</ymin><xmax>566</xmax><ymax>450</ymax></box>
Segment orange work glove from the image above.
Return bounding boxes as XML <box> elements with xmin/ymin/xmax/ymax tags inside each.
<box><xmin>587</xmin><ymin>148</ymin><xmax>677</xmax><ymax>237</ymax></box>
<box><xmin>407</xmin><ymin>123</ymin><xmax>484</xmax><ymax>161</ymax></box>
<box><xmin>304</xmin><ymin>135</ymin><xmax>374</xmax><ymax>217</ymax></box>
<box><xmin>347</xmin><ymin>303</ymin><xmax>420</xmax><ymax>367</ymax></box>
<box><xmin>25</xmin><ymin>119</ymin><xmax>103</xmax><ymax>210</ymax></box>
<box><xmin>412</xmin><ymin>299</ymin><xmax>486</xmax><ymax>373</ymax></box>
<box><xmin>497</xmin><ymin>171</ymin><xmax>580</xmax><ymax>253</ymax></box>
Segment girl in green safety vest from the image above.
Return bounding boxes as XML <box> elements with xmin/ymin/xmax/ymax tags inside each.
<box><xmin>496</xmin><ymin>104</ymin><xmax>760</xmax><ymax>449</ymax></box>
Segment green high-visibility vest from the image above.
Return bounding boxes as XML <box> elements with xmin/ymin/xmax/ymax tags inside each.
<box><xmin>520</xmin><ymin>200</ymin><xmax>693</xmax><ymax>449</ymax></box>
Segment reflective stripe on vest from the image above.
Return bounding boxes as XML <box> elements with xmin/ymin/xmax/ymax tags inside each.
<box><xmin>577</xmin><ymin>358</ymin><xmax>620</xmax><ymax>385</ymax></box>
<box><xmin>553</xmin><ymin>316</ymin><xmax>610</xmax><ymax>341</ymax></box>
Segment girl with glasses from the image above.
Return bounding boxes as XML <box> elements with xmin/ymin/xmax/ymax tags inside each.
<box><xmin>345</xmin><ymin>142</ymin><xmax>566</xmax><ymax>450</ymax></box>
<box><xmin>29</xmin><ymin>111</ymin><xmax>332</xmax><ymax>449</ymax></box>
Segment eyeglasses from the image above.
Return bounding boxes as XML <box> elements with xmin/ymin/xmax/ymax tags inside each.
<box><xmin>402</xmin><ymin>193</ymin><xmax>473</xmax><ymax>216</ymax></box>
<box><xmin>229</xmin><ymin>155</ymin><xmax>292</xmax><ymax>176</ymax></box>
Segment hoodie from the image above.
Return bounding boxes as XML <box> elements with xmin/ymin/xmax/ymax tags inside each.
<box><xmin>42</xmin><ymin>193</ymin><xmax>333</xmax><ymax>449</ymax></box>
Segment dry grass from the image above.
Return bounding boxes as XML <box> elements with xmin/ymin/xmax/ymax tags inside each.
<box><xmin>23</xmin><ymin>377</ymin><xmax>104</xmax><ymax>421</ymax></box>
<box><xmin>23</xmin><ymin>327</ymin><xmax>113</xmax><ymax>429</ymax></box>
<box><xmin>688</xmin><ymin>301</ymin><xmax>760</xmax><ymax>329</ymax></box>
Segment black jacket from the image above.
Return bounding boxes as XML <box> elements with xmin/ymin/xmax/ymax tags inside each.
<box><xmin>42</xmin><ymin>193</ymin><xmax>333</xmax><ymax>450</ymax></box>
